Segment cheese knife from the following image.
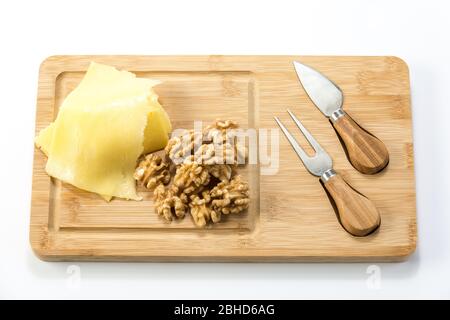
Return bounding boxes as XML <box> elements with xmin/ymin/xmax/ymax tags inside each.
<box><xmin>293</xmin><ymin>61</ymin><xmax>389</xmax><ymax>174</ymax></box>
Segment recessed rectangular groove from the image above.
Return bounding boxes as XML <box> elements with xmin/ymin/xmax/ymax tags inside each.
<box><xmin>51</xmin><ymin>69</ymin><xmax>259</xmax><ymax>234</ymax></box>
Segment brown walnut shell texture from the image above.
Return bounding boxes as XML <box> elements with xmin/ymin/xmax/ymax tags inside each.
<box><xmin>134</xmin><ymin>120</ymin><xmax>249</xmax><ymax>227</ymax></box>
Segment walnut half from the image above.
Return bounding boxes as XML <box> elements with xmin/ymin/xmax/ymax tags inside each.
<box><xmin>134</xmin><ymin>154</ymin><xmax>170</xmax><ymax>190</ymax></box>
<box><xmin>210</xmin><ymin>175</ymin><xmax>250</xmax><ymax>216</ymax></box>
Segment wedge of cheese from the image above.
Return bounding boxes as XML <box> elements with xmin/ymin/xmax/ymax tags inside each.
<box><xmin>35</xmin><ymin>62</ymin><xmax>171</xmax><ymax>200</ymax></box>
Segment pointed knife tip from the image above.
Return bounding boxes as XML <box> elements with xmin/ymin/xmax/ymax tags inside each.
<box><xmin>293</xmin><ymin>60</ymin><xmax>307</xmax><ymax>74</ymax></box>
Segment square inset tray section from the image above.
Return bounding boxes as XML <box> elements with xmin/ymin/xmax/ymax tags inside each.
<box><xmin>52</xmin><ymin>70</ymin><xmax>259</xmax><ymax>231</ymax></box>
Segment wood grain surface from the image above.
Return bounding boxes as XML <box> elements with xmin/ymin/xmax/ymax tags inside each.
<box><xmin>323</xmin><ymin>173</ymin><xmax>381</xmax><ymax>236</ymax></box>
<box><xmin>332</xmin><ymin>112</ymin><xmax>390</xmax><ymax>174</ymax></box>
<box><xmin>30</xmin><ymin>55</ymin><xmax>416</xmax><ymax>261</ymax></box>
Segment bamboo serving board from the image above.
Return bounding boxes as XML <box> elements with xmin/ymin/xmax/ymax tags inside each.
<box><xmin>30</xmin><ymin>55</ymin><xmax>416</xmax><ymax>262</ymax></box>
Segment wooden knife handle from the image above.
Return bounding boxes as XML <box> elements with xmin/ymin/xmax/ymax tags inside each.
<box><xmin>323</xmin><ymin>172</ymin><xmax>381</xmax><ymax>236</ymax></box>
<box><xmin>331</xmin><ymin>111</ymin><xmax>389</xmax><ymax>174</ymax></box>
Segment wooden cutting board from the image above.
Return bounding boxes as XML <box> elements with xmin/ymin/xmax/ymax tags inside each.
<box><xmin>30</xmin><ymin>55</ymin><xmax>416</xmax><ymax>262</ymax></box>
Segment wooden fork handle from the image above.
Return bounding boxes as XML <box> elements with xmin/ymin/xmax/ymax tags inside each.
<box><xmin>331</xmin><ymin>111</ymin><xmax>389</xmax><ymax>174</ymax></box>
<box><xmin>322</xmin><ymin>171</ymin><xmax>381</xmax><ymax>236</ymax></box>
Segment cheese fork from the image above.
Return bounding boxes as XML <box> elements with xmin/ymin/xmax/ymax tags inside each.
<box><xmin>274</xmin><ymin>110</ymin><xmax>381</xmax><ymax>236</ymax></box>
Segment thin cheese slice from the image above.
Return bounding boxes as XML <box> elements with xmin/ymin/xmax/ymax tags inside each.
<box><xmin>35</xmin><ymin>62</ymin><xmax>171</xmax><ymax>200</ymax></box>
<box><xmin>35</xmin><ymin>123</ymin><xmax>54</xmax><ymax>156</ymax></box>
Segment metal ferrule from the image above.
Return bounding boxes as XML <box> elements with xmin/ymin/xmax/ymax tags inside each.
<box><xmin>330</xmin><ymin>109</ymin><xmax>345</xmax><ymax>122</ymax></box>
<box><xmin>320</xmin><ymin>168</ymin><xmax>337</xmax><ymax>183</ymax></box>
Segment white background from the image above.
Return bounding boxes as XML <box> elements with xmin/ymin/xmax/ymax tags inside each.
<box><xmin>1</xmin><ymin>0</ymin><xmax>449</xmax><ymax>299</ymax></box>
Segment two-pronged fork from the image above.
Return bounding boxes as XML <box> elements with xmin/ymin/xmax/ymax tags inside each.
<box><xmin>275</xmin><ymin>110</ymin><xmax>381</xmax><ymax>236</ymax></box>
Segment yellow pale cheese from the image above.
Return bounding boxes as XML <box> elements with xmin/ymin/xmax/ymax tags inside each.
<box><xmin>143</xmin><ymin>102</ymin><xmax>172</xmax><ymax>153</ymax></box>
<box><xmin>35</xmin><ymin>122</ymin><xmax>54</xmax><ymax>156</ymax></box>
<box><xmin>35</xmin><ymin>62</ymin><xmax>171</xmax><ymax>200</ymax></box>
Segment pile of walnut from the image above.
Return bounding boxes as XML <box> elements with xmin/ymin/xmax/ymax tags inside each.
<box><xmin>134</xmin><ymin>120</ymin><xmax>250</xmax><ymax>227</ymax></box>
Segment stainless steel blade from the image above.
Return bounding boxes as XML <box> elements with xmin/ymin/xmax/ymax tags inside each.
<box><xmin>293</xmin><ymin>61</ymin><xmax>343</xmax><ymax>118</ymax></box>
